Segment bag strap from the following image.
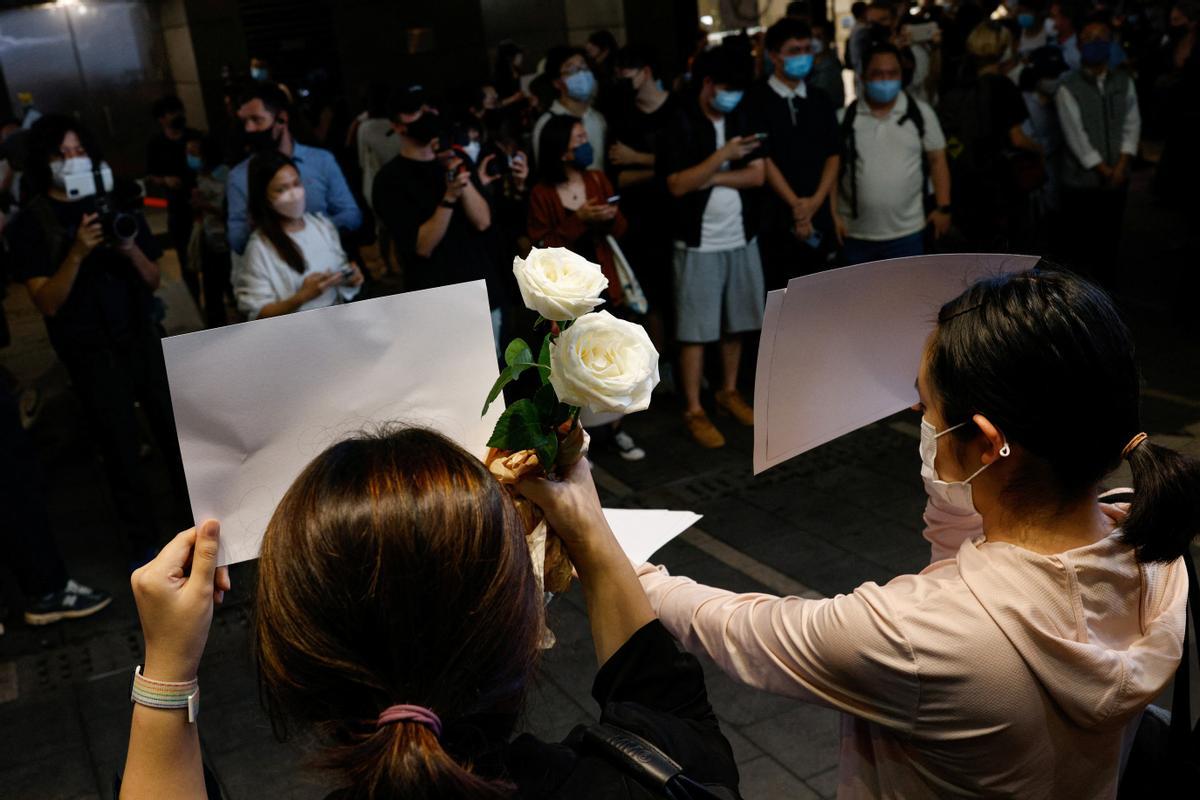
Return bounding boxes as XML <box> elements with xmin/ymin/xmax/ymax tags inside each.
<box><xmin>579</xmin><ymin>723</ymin><xmax>735</xmax><ymax>800</ymax></box>
<box><xmin>897</xmin><ymin>92</ymin><xmax>931</xmax><ymax>194</ymax></box>
<box><xmin>1171</xmin><ymin>549</ymin><xmax>1200</xmax><ymax>760</ymax></box>
<box><xmin>838</xmin><ymin>102</ymin><xmax>859</xmax><ymax>218</ymax></box>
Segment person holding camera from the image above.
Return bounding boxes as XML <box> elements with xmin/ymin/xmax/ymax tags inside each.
<box><xmin>372</xmin><ymin>85</ymin><xmax>505</xmax><ymax>344</ymax></box>
<box><xmin>234</xmin><ymin>151</ymin><xmax>363</xmax><ymax>320</ymax></box>
<box><xmin>6</xmin><ymin>114</ymin><xmax>191</xmax><ymax>568</ymax></box>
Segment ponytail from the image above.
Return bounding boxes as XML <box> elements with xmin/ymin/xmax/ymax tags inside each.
<box><xmin>1121</xmin><ymin>441</ymin><xmax>1200</xmax><ymax>563</ymax></box>
<box><xmin>322</xmin><ymin>721</ymin><xmax>515</xmax><ymax>800</ymax></box>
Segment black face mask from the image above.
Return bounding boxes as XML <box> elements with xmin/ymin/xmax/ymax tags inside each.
<box><xmin>243</xmin><ymin>125</ymin><xmax>278</xmax><ymax>153</ymax></box>
<box><xmin>404</xmin><ymin>114</ymin><xmax>441</xmax><ymax>145</ymax></box>
<box><xmin>168</xmin><ymin>115</ymin><xmax>186</xmax><ymax>131</ymax></box>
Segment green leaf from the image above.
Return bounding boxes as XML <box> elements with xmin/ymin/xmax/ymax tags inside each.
<box><xmin>504</xmin><ymin>338</ymin><xmax>533</xmax><ymax>368</ymax></box>
<box><xmin>481</xmin><ymin>365</ymin><xmax>516</xmax><ymax>416</ymax></box>
<box><xmin>538</xmin><ymin>334</ymin><xmax>552</xmax><ymax>386</ymax></box>
<box><xmin>533</xmin><ymin>383</ymin><xmax>558</xmax><ymax>421</ymax></box>
<box><xmin>487</xmin><ymin>399</ymin><xmax>558</xmax><ymax>468</ymax></box>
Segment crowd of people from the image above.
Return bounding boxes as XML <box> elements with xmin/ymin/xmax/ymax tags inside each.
<box><xmin>0</xmin><ymin>0</ymin><xmax>1195</xmax><ymax>643</ymax></box>
<box><xmin>0</xmin><ymin>3</ymin><xmax>1197</xmax><ymax>798</ymax></box>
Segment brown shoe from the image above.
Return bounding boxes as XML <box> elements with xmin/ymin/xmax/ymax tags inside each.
<box><xmin>715</xmin><ymin>390</ymin><xmax>755</xmax><ymax>426</ymax></box>
<box><xmin>683</xmin><ymin>409</ymin><xmax>726</xmax><ymax>448</ymax></box>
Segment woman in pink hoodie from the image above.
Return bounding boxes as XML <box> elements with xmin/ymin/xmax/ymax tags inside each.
<box><xmin>523</xmin><ymin>268</ymin><xmax>1197</xmax><ymax>798</ymax></box>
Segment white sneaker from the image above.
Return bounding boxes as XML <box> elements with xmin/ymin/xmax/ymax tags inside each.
<box><xmin>614</xmin><ymin>431</ymin><xmax>646</xmax><ymax>461</ymax></box>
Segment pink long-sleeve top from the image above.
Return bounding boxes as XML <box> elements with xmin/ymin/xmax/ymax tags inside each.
<box><xmin>637</xmin><ymin>485</ymin><xmax>1187</xmax><ymax>798</ymax></box>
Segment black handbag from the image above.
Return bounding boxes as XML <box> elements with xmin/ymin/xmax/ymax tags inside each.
<box><xmin>1117</xmin><ymin>545</ymin><xmax>1199</xmax><ymax>798</ymax></box>
<box><xmin>578</xmin><ymin>723</ymin><xmax>740</xmax><ymax>800</ymax></box>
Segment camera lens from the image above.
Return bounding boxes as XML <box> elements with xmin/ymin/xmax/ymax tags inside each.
<box><xmin>111</xmin><ymin>212</ymin><xmax>139</xmax><ymax>242</ymax></box>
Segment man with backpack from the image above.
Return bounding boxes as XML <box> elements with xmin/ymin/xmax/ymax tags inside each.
<box><xmin>832</xmin><ymin>42</ymin><xmax>952</xmax><ymax>265</ymax></box>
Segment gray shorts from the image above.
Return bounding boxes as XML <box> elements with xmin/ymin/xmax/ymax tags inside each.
<box><xmin>673</xmin><ymin>239</ymin><xmax>766</xmax><ymax>344</ymax></box>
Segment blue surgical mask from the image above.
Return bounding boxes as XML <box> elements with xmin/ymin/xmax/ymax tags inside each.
<box><xmin>186</xmin><ymin>154</ymin><xmax>203</xmax><ymax>171</ymax></box>
<box><xmin>1080</xmin><ymin>40</ymin><xmax>1111</xmax><ymax>66</ymax></box>
<box><xmin>782</xmin><ymin>53</ymin><xmax>815</xmax><ymax>80</ymax></box>
<box><xmin>865</xmin><ymin>79</ymin><xmax>902</xmax><ymax>104</ymax></box>
<box><xmin>712</xmin><ymin>88</ymin><xmax>744</xmax><ymax>113</ymax></box>
<box><xmin>1016</xmin><ymin>13</ymin><xmax>1036</xmax><ymax>29</ymax></box>
<box><xmin>564</xmin><ymin>70</ymin><xmax>596</xmax><ymax>101</ymax></box>
<box><xmin>570</xmin><ymin>141</ymin><xmax>594</xmax><ymax>169</ymax></box>
<box><xmin>812</xmin><ymin>39</ymin><xmax>826</xmax><ymax>55</ymax></box>
<box><xmin>250</xmin><ymin>66</ymin><xmax>269</xmax><ymax>82</ymax></box>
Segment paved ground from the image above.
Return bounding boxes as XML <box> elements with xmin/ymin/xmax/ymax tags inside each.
<box><xmin>1</xmin><ymin>167</ymin><xmax>1197</xmax><ymax>799</ymax></box>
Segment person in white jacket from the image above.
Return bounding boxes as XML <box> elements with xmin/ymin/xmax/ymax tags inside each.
<box><xmin>235</xmin><ymin>151</ymin><xmax>363</xmax><ymax>321</ymax></box>
<box><xmin>520</xmin><ymin>267</ymin><xmax>1195</xmax><ymax>799</ymax></box>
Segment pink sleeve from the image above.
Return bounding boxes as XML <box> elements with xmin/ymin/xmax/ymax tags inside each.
<box><xmin>637</xmin><ymin>563</ymin><xmax>921</xmax><ymax>731</ymax></box>
<box><xmin>921</xmin><ymin>477</ymin><xmax>983</xmax><ymax>564</ymax></box>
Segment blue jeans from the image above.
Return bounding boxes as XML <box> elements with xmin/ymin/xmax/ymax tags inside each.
<box><xmin>842</xmin><ymin>231</ymin><xmax>925</xmax><ymax>265</ymax></box>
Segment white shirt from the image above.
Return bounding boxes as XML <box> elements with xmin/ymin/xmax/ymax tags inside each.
<box><xmin>236</xmin><ymin>213</ymin><xmax>360</xmax><ymax>320</ymax></box>
<box><xmin>697</xmin><ymin>117</ymin><xmax>745</xmax><ymax>252</ymax></box>
<box><xmin>767</xmin><ymin>73</ymin><xmax>807</xmax><ymax>100</ymax></box>
<box><xmin>1054</xmin><ymin>73</ymin><xmax>1141</xmax><ymax>171</ymax></box>
<box><xmin>532</xmin><ymin>100</ymin><xmax>607</xmax><ymax>170</ymax></box>
<box><xmin>357</xmin><ymin>118</ymin><xmax>402</xmax><ymax>211</ymax></box>
<box><xmin>836</xmin><ymin>93</ymin><xmax>946</xmax><ymax>241</ymax></box>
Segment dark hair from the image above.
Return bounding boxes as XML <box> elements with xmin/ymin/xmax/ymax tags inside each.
<box><xmin>1051</xmin><ymin>0</ymin><xmax>1086</xmax><ymax>32</ymax></box>
<box><xmin>535</xmin><ymin>114</ymin><xmax>581</xmax><ymax>186</ymax></box>
<box><xmin>495</xmin><ymin>41</ymin><xmax>523</xmax><ymax>78</ymax></box>
<box><xmin>247</xmin><ymin>151</ymin><xmax>307</xmax><ymax>274</ymax></box>
<box><xmin>544</xmin><ymin>46</ymin><xmax>587</xmax><ymax>82</ymax></box>
<box><xmin>237</xmin><ymin>81</ymin><xmax>291</xmax><ymax>121</ymax></box>
<box><xmin>867</xmin><ymin>0</ymin><xmax>896</xmax><ymax>17</ymax></box>
<box><xmin>863</xmin><ymin>41</ymin><xmax>903</xmax><ymax>73</ymax></box>
<box><xmin>852</xmin><ymin>1</ymin><xmax>869</xmax><ymax>19</ymax></box>
<box><xmin>587</xmin><ymin>29</ymin><xmax>618</xmax><ymax>55</ymax></box>
<box><xmin>254</xmin><ymin>427</ymin><xmax>541</xmax><ymax>799</ymax></box>
<box><xmin>692</xmin><ymin>42</ymin><xmax>753</xmax><ymax>90</ymax></box>
<box><xmin>151</xmin><ymin>95</ymin><xmax>184</xmax><ymax>120</ymax></box>
<box><xmin>766</xmin><ymin>17</ymin><xmax>814</xmax><ymax>52</ymax></box>
<box><xmin>930</xmin><ymin>266</ymin><xmax>1200</xmax><ymax>563</ymax></box>
<box><xmin>1177</xmin><ymin>0</ymin><xmax>1200</xmax><ymax>23</ymax></box>
<box><xmin>615</xmin><ymin>44</ymin><xmax>660</xmax><ymax>78</ymax></box>
<box><xmin>24</xmin><ymin>113</ymin><xmax>104</xmax><ymax>198</ymax></box>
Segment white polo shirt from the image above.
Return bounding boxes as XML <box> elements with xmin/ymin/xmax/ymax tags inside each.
<box><xmin>836</xmin><ymin>92</ymin><xmax>945</xmax><ymax>242</ymax></box>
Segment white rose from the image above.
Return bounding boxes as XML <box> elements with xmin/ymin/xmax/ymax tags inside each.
<box><xmin>550</xmin><ymin>311</ymin><xmax>659</xmax><ymax>414</ymax></box>
<box><xmin>513</xmin><ymin>247</ymin><xmax>608</xmax><ymax>321</ymax></box>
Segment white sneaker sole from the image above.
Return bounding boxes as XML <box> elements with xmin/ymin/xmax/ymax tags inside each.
<box><xmin>24</xmin><ymin>596</ymin><xmax>112</xmax><ymax>626</ymax></box>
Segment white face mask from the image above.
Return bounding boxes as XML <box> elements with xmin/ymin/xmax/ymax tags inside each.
<box><xmin>463</xmin><ymin>140</ymin><xmax>482</xmax><ymax>163</ymax></box>
<box><xmin>919</xmin><ymin>418</ymin><xmax>1010</xmax><ymax>514</ymax></box>
<box><xmin>272</xmin><ymin>185</ymin><xmax>306</xmax><ymax>220</ymax></box>
<box><xmin>50</xmin><ymin>156</ymin><xmax>94</xmax><ymax>188</ymax></box>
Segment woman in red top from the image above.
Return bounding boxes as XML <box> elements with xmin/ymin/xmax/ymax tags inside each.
<box><xmin>528</xmin><ymin>115</ymin><xmax>645</xmax><ymax>461</ymax></box>
<box><xmin>528</xmin><ymin>115</ymin><xmax>628</xmax><ymax>302</ymax></box>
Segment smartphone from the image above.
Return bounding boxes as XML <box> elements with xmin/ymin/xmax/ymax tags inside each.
<box><xmin>605</xmin><ymin>194</ymin><xmax>621</xmax><ymax>204</ymax></box>
<box><xmin>340</xmin><ymin>267</ymin><xmax>356</xmax><ymax>280</ymax></box>
<box><xmin>754</xmin><ymin>132</ymin><xmax>769</xmax><ymax>141</ymax></box>
<box><xmin>907</xmin><ymin>21</ymin><xmax>937</xmax><ymax>43</ymax></box>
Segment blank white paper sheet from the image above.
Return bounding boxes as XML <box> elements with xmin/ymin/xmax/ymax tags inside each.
<box><xmin>162</xmin><ymin>280</ymin><xmax>699</xmax><ymax>567</ymax></box>
<box><xmin>753</xmin><ymin>254</ymin><xmax>1038</xmax><ymax>474</ymax></box>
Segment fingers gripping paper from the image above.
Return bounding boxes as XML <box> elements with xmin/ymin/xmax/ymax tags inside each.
<box><xmin>163</xmin><ymin>282</ymin><xmax>505</xmax><ymax>566</ymax></box>
<box><xmin>753</xmin><ymin>254</ymin><xmax>1038</xmax><ymax>475</ymax></box>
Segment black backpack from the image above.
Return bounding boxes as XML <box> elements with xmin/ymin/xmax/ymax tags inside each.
<box><xmin>838</xmin><ymin>92</ymin><xmax>929</xmax><ymax>219</ymax></box>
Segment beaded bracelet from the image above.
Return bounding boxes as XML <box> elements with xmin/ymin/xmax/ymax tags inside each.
<box><xmin>130</xmin><ymin>666</ymin><xmax>200</xmax><ymax>723</ymax></box>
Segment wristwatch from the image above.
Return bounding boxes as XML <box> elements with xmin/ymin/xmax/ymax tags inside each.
<box><xmin>130</xmin><ymin>666</ymin><xmax>200</xmax><ymax>723</ymax></box>
<box><xmin>439</xmin><ymin>199</ymin><xmax>456</xmax><ymax>209</ymax></box>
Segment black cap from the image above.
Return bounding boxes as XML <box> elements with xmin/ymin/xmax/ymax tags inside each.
<box><xmin>389</xmin><ymin>83</ymin><xmax>427</xmax><ymax>117</ymax></box>
<box><xmin>1028</xmin><ymin>45</ymin><xmax>1069</xmax><ymax>80</ymax></box>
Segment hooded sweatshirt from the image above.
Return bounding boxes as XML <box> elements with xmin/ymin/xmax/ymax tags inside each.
<box><xmin>637</xmin><ymin>486</ymin><xmax>1187</xmax><ymax>798</ymax></box>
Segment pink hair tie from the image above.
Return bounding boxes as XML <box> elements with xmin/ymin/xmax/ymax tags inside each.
<box><xmin>377</xmin><ymin>704</ymin><xmax>443</xmax><ymax>738</ymax></box>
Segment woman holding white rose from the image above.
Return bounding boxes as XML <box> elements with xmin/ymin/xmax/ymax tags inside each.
<box><xmin>513</xmin><ymin>246</ymin><xmax>650</xmax><ymax>460</ymax></box>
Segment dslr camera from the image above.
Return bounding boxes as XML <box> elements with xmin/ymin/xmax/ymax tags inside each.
<box><xmin>63</xmin><ymin>164</ymin><xmax>140</xmax><ymax>245</ymax></box>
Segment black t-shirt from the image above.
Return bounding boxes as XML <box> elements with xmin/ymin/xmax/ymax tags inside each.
<box><xmin>146</xmin><ymin>129</ymin><xmax>199</xmax><ymax>222</ymax></box>
<box><xmin>372</xmin><ymin>155</ymin><xmax>504</xmax><ymax>309</ymax></box>
<box><xmin>747</xmin><ymin>81</ymin><xmax>840</xmax><ymax>232</ymax></box>
<box><xmin>323</xmin><ymin>620</ymin><xmax>739</xmax><ymax>799</ymax></box>
<box><xmin>976</xmin><ymin>74</ymin><xmax>1029</xmax><ymax>157</ymax></box>
<box><xmin>606</xmin><ymin>93</ymin><xmax>678</xmax><ymax>243</ymax></box>
<box><xmin>655</xmin><ymin>98</ymin><xmax>764</xmax><ymax>249</ymax></box>
<box><xmin>8</xmin><ymin>194</ymin><xmax>162</xmax><ymax>352</ymax></box>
